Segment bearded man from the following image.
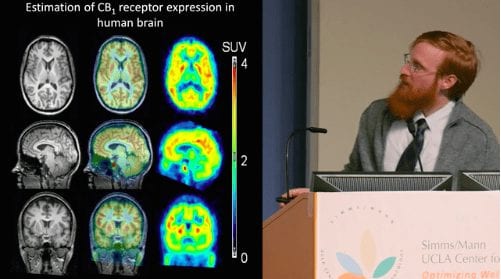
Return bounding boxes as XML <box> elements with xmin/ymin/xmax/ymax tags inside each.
<box><xmin>343</xmin><ymin>31</ymin><xmax>499</xmax><ymax>184</ymax></box>
<box><xmin>277</xmin><ymin>31</ymin><xmax>498</xmax><ymax>206</ymax></box>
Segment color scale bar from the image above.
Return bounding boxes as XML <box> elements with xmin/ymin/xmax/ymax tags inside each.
<box><xmin>231</xmin><ymin>56</ymin><xmax>238</xmax><ymax>258</ymax></box>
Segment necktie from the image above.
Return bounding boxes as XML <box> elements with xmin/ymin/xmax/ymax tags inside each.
<box><xmin>396</xmin><ymin>118</ymin><xmax>428</xmax><ymax>171</ymax></box>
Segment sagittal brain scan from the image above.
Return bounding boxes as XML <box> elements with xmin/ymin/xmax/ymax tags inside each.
<box><xmin>160</xmin><ymin>195</ymin><xmax>218</xmax><ymax>268</ymax></box>
<box><xmin>94</xmin><ymin>36</ymin><xmax>147</xmax><ymax>114</ymax></box>
<box><xmin>90</xmin><ymin>192</ymin><xmax>147</xmax><ymax>276</ymax></box>
<box><xmin>18</xmin><ymin>192</ymin><xmax>76</xmax><ymax>275</ymax></box>
<box><xmin>20</xmin><ymin>35</ymin><xmax>75</xmax><ymax>115</ymax></box>
<box><xmin>164</xmin><ymin>36</ymin><xmax>218</xmax><ymax>114</ymax></box>
<box><xmin>13</xmin><ymin>121</ymin><xmax>80</xmax><ymax>189</ymax></box>
<box><xmin>84</xmin><ymin>120</ymin><xmax>152</xmax><ymax>189</ymax></box>
<box><xmin>158</xmin><ymin>121</ymin><xmax>223</xmax><ymax>190</ymax></box>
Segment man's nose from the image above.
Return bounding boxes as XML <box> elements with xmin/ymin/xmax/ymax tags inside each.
<box><xmin>400</xmin><ymin>63</ymin><xmax>411</xmax><ymax>76</ymax></box>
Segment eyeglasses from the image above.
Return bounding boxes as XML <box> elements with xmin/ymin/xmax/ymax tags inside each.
<box><xmin>404</xmin><ymin>53</ymin><xmax>462</xmax><ymax>85</ymax></box>
<box><xmin>404</xmin><ymin>53</ymin><xmax>436</xmax><ymax>75</ymax></box>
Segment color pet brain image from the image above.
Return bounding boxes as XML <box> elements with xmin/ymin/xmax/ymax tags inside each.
<box><xmin>85</xmin><ymin>120</ymin><xmax>152</xmax><ymax>189</ymax></box>
<box><xmin>20</xmin><ymin>35</ymin><xmax>75</xmax><ymax>115</ymax></box>
<box><xmin>12</xmin><ymin>121</ymin><xmax>80</xmax><ymax>189</ymax></box>
<box><xmin>90</xmin><ymin>192</ymin><xmax>147</xmax><ymax>276</ymax></box>
<box><xmin>94</xmin><ymin>36</ymin><xmax>147</xmax><ymax>114</ymax></box>
<box><xmin>164</xmin><ymin>36</ymin><xmax>218</xmax><ymax>113</ymax></box>
<box><xmin>158</xmin><ymin>121</ymin><xmax>223</xmax><ymax>190</ymax></box>
<box><xmin>160</xmin><ymin>195</ymin><xmax>218</xmax><ymax>268</ymax></box>
<box><xmin>18</xmin><ymin>192</ymin><xmax>76</xmax><ymax>275</ymax></box>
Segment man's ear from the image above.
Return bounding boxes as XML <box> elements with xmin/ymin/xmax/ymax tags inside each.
<box><xmin>439</xmin><ymin>74</ymin><xmax>459</xmax><ymax>90</ymax></box>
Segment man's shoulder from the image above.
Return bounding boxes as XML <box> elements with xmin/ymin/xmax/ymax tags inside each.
<box><xmin>452</xmin><ymin>101</ymin><xmax>496</xmax><ymax>136</ymax></box>
<box><xmin>362</xmin><ymin>98</ymin><xmax>389</xmax><ymax>115</ymax></box>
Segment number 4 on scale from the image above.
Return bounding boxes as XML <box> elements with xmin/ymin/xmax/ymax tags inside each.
<box><xmin>240</xmin><ymin>58</ymin><xmax>247</xmax><ymax>69</ymax></box>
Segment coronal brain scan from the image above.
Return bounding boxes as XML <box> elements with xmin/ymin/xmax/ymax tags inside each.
<box><xmin>12</xmin><ymin>121</ymin><xmax>80</xmax><ymax>189</ymax></box>
<box><xmin>84</xmin><ymin>120</ymin><xmax>152</xmax><ymax>189</ymax></box>
<box><xmin>160</xmin><ymin>195</ymin><xmax>218</xmax><ymax>268</ymax></box>
<box><xmin>20</xmin><ymin>35</ymin><xmax>75</xmax><ymax>115</ymax></box>
<box><xmin>18</xmin><ymin>192</ymin><xmax>76</xmax><ymax>275</ymax></box>
<box><xmin>94</xmin><ymin>36</ymin><xmax>147</xmax><ymax>114</ymax></box>
<box><xmin>158</xmin><ymin>121</ymin><xmax>223</xmax><ymax>190</ymax></box>
<box><xmin>90</xmin><ymin>192</ymin><xmax>147</xmax><ymax>276</ymax></box>
<box><xmin>164</xmin><ymin>36</ymin><xmax>218</xmax><ymax>114</ymax></box>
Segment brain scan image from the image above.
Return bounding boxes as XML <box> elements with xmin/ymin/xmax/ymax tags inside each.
<box><xmin>18</xmin><ymin>192</ymin><xmax>76</xmax><ymax>275</ymax></box>
<box><xmin>12</xmin><ymin>121</ymin><xmax>80</xmax><ymax>189</ymax></box>
<box><xmin>20</xmin><ymin>35</ymin><xmax>75</xmax><ymax>115</ymax></box>
<box><xmin>94</xmin><ymin>36</ymin><xmax>147</xmax><ymax>114</ymax></box>
<box><xmin>160</xmin><ymin>195</ymin><xmax>218</xmax><ymax>268</ymax></box>
<box><xmin>164</xmin><ymin>36</ymin><xmax>218</xmax><ymax>114</ymax></box>
<box><xmin>90</xmin><ymin>192</ymin><xmax>147</xmax><ymax>276</ymax></box>
<box><xmin>84</xmin><ymin>120</ymin><xmax>152</xmax><ymax>189</ymax></box>
<box><xmin>158</xmin><ymin>121</ymin><xmax>223</xmax><ymax>190</ymax></box>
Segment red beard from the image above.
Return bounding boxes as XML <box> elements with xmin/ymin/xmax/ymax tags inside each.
<box><xmin>387</xmin><ymin>75</ymin><xmax>438</xmax><ymax>120</ymax></box>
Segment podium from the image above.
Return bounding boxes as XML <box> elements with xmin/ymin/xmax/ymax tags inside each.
<box><xmin>263</xmin><ymin>192</ymin><xmax>500</xmax><ymax>278</ymax></box>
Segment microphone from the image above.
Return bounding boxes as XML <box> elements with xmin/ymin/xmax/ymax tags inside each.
<box><xmin>406</xmin><ymin>120</ymin><xmax>423</xmax><ymax>172</ymax></box>
<box><xmin>276</xmin><ymin>127</ymin><xmax>328</xmax><ymax>204</ymax></box>
<box><xmin>307</xmin><ymin>127</ymin><xmax>327</xmax><ymax>133</ymax></box>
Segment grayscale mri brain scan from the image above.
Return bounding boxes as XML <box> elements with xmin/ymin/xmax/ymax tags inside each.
<box><xmin>18</xmin><ymin>192</ymin><xmax>77</xmax><ymax>275</ymax></box>
<box><xmin>20</xmin><ymin>35</ymin><xmax>75</xmax><ymax>115</ymax></box>
<box><xmin>12</xmin><ymin>121</ymin><xmax>80</xmax><ymax>189</ymax></box>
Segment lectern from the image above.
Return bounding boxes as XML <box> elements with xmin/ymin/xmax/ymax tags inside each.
<box><xmin>263</xmin><ymin>192</ymin><xmax>500</xmax><ymax>278</ymax></box>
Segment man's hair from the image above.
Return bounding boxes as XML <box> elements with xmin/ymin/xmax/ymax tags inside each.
<box><xmin>411</xmin><ymin>31</ymin><xmax>478</xmax><ymax>101</ymax></box>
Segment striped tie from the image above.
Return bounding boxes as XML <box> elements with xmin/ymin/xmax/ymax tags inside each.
<box><xmin>396</xmin><ymin>118</ymin><xmax>428</xmax><ymax>171</ymax></box>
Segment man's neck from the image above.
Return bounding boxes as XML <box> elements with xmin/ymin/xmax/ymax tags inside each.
<box><xmin>422</xmin><ymin>94</ymin><xmax>450</xmax><ymax>117</ymax></box>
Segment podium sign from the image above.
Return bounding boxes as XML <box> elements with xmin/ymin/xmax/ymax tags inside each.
<box><xmin>316</xmin><ymin>192</ymin><xmax>499</xmax><ymax>278</ymax></box>
<box><xmin>263</xmin><ymin>192</ymin><xmax>500</xmax><ymax>278</ymax></box>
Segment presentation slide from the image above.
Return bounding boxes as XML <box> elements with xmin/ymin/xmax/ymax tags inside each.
<box><xmin>8</xmin><ymin>0</ymin><xmax>262</xmax><ymax>277</ymax></box>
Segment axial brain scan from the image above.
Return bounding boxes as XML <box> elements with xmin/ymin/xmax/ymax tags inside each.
<box><xmin>84</xmin><ymin>120</ymin><xmax>152</xmax><ymax>189</ymax></box>
<box><xmin>18</xmin><ymin>192</ymin><xmax>76</xmax><ymax>275</ymax></box>
<box><xmin>160</xmin><ymin>195</ymin><xmax>218</xmax><ymax>268</ymax></box>
<box><xmin>158</xmin><ymin>121</ymin><xmax>223</xmax><ymax>190</ymax></box>
<box><xmin>164</xmin><ymin>36</ymin><xmax>218</xmax><ymax>114</ymax></box>
<box><xmin>90</xmin><ymin>192</ymin><xmax>147</xmax><ymax>276</ymax></box>
<box><xmin>94</xmin><ymin>36</ymin><xmax>147</xmax><ymax>114</ymax></box>
<box><xmin>20</xmin><ymin>35</ymin><xmax>75</xmax><ymax>115</ymax></box>
<box><xmin>12</xmin><ymin>121</ymin><xmax>80</xmax><ymax>189</ymax></box>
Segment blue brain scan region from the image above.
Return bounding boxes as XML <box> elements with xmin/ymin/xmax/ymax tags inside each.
<box><xmin>164</xmin><ymin>36</ymin><xmax>218</xmax><ymax>114</ymax></box>
<box><xmin>20</xmin><ymin>35</ymin><xmax>75</xmax><ymax>115</ymax></box>
<box><xmin>84</xmin><ymin>120</ymin><xmax>152</xmax><ymax>190</ymax></box>
<box><xmin>90</xmin><ymin>192</ymin><xmax>147</xmax><ymax>276</ymax></box>
<box><xmin>94</xmin><ymin>36</ymin><xmax>148</xmax><ymax>114</ymax></box>
<box><xmin>18</xmin><ymin>192</ymin><xmax>77</xmax><ymax>275</ymax></box>
<box><xmin>158</xmin><ymin>121</ymin><xmax>223</xmax><ymax>190</ymax></box>
<box><xmin>12</xmin><ymin>121</ymin><xmax>80</xmax><ymax>189</ymax></box>
<box><xmin>160</xmin><ymin>195</ymin><xmax>218</xmax><ymax>268</ymax></box>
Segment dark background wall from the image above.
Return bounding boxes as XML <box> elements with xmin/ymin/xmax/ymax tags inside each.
<box><xmin>262</xmin><ymin>0</ymin><xmax>307</xmax><ymax>220</ymax></box>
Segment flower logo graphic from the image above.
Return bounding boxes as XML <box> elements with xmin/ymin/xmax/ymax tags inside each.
<box><xmin>336</xmin><ymin>230</ymin><xmax>396</xmax><ymax>279</ymax></box>
<box><xmin>336</xmin><ymin>253</ymin><xmax>396</xmax><ymax>279</ymax></box>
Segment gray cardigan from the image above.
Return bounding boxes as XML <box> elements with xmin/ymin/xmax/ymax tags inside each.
<box><xmin>344</xmin><ymin>99</ymin><xmax>499</xmax><ymax>188</ymax></box>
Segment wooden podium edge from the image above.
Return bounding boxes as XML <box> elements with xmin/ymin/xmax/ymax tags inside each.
<box><xmin>263</xmin><ymin>193</ymin><xmax>316</xmax><ymax>279</ymax></box>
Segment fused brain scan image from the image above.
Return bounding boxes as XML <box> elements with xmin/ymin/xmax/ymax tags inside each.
<box><xmin>94</xmin><ymin>36</ymin><xmax>147</xmax><ymax>114</ymax></box>
<box><xmin>84</xmin><ymin>120</ymin><xmax>152</xmax><ymax>189</ymax></box>
<box><xmin>20</xmin><ymin>35</ymin><xmax>76</xmax><ymax>115</ymax></box>
<box><xmin>164</xmin><ymin>36</ymin><xmax>218</xmax><ymax>114</ymax></box>
<box><xmin>158</xmin><ymin>121</ymin><xmax>223</xmax><ymax>190</ymax></box>
<box><xmin>18</xmin><ymin>192</ymin><xmax>76</xmax><ymax>275</ymax></box>
<box><xmin>12</xmin><ymin>121</ymin><xmax>80</xmax><ymax>189</ymax></box>
<box><xmin>90</xmin><ymin>192</ymin><xmax>147</xmax><ymax>276</ymax></box>
<box><xmin>160</xmin><ymin>195</ymin><xmax>218</xmax><ymax>268</ymax></box>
